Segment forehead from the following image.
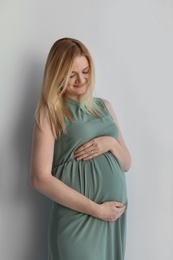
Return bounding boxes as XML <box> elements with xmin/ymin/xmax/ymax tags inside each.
<box><xmin>71</xmin><ymin>56</ymin><xmax>89</xmax><ymax>71</ymax></box>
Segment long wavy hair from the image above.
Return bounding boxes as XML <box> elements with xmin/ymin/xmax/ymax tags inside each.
<box><xmin>36</xmin><ymin>37</ymin><xmax>100</xmax><ymax>138</ymax></box>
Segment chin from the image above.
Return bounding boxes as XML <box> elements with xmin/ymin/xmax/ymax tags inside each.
<box><xmin>74</xmin><ymin>87</ymin><xmax>87</xmax><ymax>95</ymax></box>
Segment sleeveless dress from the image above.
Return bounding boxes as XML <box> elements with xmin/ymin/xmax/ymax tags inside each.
<box><xmin>48</xmin><ymin>97</ymin><xmax>127</xmax><ymax>260</ymax></box>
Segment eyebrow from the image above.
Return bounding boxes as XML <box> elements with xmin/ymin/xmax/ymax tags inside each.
<box><xmin>71</xmin><ymin>66</ymin><xmax>90</xmax><ymax>73</ymax></box>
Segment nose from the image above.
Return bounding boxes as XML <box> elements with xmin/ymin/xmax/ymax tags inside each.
<box><xmin>75</xmin><ymin>73</ymin><xmax>85</xmax><ymax>84</ymax></box>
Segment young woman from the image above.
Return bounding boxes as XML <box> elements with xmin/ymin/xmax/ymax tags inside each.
<box><xmin>30</xmin><ymin>37</ymin><xmax>131</xmax><ymax>260</ymax></box>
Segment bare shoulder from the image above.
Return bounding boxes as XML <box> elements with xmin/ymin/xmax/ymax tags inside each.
<box><xmin>101</xmin><ymin>98</ymin><xmax>114</xmax><ymax>110</ymax></box>
<box><xmin>101</xmin><ymin>98</ymin><xmax>119</xmax><ymax>123</ymax></box>
<box><xmin>101</xmin><ymin>98</ymin><xmax>111</xmax><ymax>106</ymax></box>
<box><xmin>101</xmin><ymin>99</ymin><xmax>130</xmax><ymax>154</ymax></box>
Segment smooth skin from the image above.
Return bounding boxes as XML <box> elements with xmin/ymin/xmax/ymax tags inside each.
<box><xmin>65</xmin><ymin>56</ymin><xmax>90</xmax><ymax>100</ymax></box>
<box><xmin>30</xmin><ymin>56</ymin><xmax>131</xmax><ymax>222</ymax></box>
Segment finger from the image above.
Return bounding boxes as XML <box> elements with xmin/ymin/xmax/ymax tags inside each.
<box><xmin>81</xmin><ymin>151</ymin><xmax>95</xmax><ymax>161</ymax></box>
<box><xmin>75</xmin><ymin>142</ymin><xmax>93</xmax><ymax>153</ymax></box>
<box><xmin>74</xmin><ymin>147</ymin><xmax>93</xmax><ymax>157</ymax></box>
<box><xmin>118</xmin><ymin>209</ymin><xmax>125</xmax><ymax>218</ymax></box>
<box><xmin>114</xmin><ymin>201</ymin><xmax>125</xmax><ymax>208</ymax></box>
<box><xmin>119</xmin><ymin>206</ymin><xmax>126</xmax><ymax>215</ymax></box>
<box><xmin>75</xmin><ymin>150</ymin><xmax>95</xmax><ymax>161</ymax></box>
<box><xmin>75</xmin><ymin>147</ymin><xmax>94</xmax><ymax>157</ymax></box>
<box><xmin>82</xmin><ymin>149</ymin><xmax>100</xmax><ymax>160</ymax></box>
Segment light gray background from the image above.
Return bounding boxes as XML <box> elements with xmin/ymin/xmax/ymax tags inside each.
<box><xmin>1</xmin><ymin>0</ymin><xmax>173</xmax><ymax>259</ymax></box>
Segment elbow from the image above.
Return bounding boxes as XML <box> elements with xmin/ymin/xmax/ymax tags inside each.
<box><xmin>123</xmin><ymin>165</ymin><xmax>131</xmax><ymax>172</ymax></box>
<box><xmin>30</xmin><ymin>174</ymin><xmax>39</xmax><ymax>190</ymax></box>
<box><xmin>30</xmin><ymin>172</ymin><xmax>43</xmax><ymax>190</ymax></box>
<box><xmin>30</xmin><ymin>171</ymin><xmax>51</xmax><ymax>191</ymax></box>
<box><xmin>123</xmin><ymin>154</ymin><xmax>132</xmax><ymax>172</ymax></box>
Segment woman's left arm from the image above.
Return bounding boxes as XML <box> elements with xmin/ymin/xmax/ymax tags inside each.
<box><xmin>74</xmin><ymin>99</ymin><xmax>131</xmax><ymax>172</ymax></box>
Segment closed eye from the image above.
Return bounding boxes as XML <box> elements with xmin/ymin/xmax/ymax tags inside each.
<box><xmin>69</xmin><ymin>67</ymin><xmax>90</xmax><ymax>78</ymax></box>
<box><xmin>82</xmin><ymin>68</ymin><xmax>90</xmax><ymax>74</ymax></box>
<box><xmin>83</xmin><ymin>71</ymin><xmax>89</xmax><ymax>74</ymax></box>
<box><xmin>70</xmin><ymin>73</ymin><xmax>75</xmax><ymax>78</ymax></box>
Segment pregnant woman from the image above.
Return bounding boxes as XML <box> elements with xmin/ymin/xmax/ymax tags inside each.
<box><xmin>30</xmin><ymin>37</ymin><xmax>131</xmax><ymax>260</ymax></box>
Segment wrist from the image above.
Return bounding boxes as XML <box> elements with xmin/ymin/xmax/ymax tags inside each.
<box><xmin>90</xmin><ymin>202</ymin><xmax>101</xmax><ymax>219</ymax></box>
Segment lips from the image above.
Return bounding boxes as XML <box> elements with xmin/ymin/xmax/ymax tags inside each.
<box><xmin>73</xmin><ymin>83</ymin><xmax>86</xmax><ymax>88</ymax></box>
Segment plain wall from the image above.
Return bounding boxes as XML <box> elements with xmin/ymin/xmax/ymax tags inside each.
<box><xmin>1</xmin><ymin>0</ymin><xmax>173</xmax><ymax>259</ymax></box>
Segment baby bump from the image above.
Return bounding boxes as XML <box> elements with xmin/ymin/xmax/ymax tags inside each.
<box><xmin>53</xmin><ymin>152</ymin><xmax>127</xmax><ymax>204</ymax></box>
<box><xmin>93</xmin><ymin>153</ymin><xmax>127</xmax><ymax>203</ymax></box>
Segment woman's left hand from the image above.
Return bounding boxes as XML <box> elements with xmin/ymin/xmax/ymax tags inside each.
<box><xmin>74</xmin><ymin>136</ymin><xmax>115</xmax><ymax>161</ymax></box>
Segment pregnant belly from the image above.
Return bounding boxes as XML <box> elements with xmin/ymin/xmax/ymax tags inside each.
<box><xmin>53</xmin><ymin>152</ymin><xmax>127</xmax><ymax>204</ymax></box>
<box><xmin>94</xmin><ymin>153</ymin><xmax>127</xmax><ymax>203</ymax></box>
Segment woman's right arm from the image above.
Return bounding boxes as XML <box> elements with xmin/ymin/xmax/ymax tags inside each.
<box><xmin>30</xmin><ymin>112</ymin><xmax>125</xmax><ymax>222</ymax></box>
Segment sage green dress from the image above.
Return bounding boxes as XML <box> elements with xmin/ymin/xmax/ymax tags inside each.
<box><xmin>48</xmin><ymin>97</ymin><xmax>127</xmax><ymax>260</ymax></box>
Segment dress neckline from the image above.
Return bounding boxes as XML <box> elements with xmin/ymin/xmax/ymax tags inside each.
<box><xmin>65</xmin><ymin>97</ymin><xmax>80</xmax><ymax>106</ymax></box>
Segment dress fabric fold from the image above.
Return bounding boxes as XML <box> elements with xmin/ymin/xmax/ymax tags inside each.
<box><xmin>48</xmin><ymin>97</ymin><xmax>127</xmax><ymax>260</ymax></box>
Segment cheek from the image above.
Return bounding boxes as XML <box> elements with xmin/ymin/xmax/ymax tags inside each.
<box><xmin>85</xmin><ymin>75</ymin><xmax>89</xmax><ymax>82</ymax></box>
<box><xmin>67</xmin><ymin>79</ymin><xmax>75</xmax><ymax>86</ymax></box>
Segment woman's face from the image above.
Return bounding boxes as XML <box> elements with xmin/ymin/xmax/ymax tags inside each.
<box><xmin>65</xmin><ymin>56</ymin><xmax>90</xmax><ymax>101</ymax></box>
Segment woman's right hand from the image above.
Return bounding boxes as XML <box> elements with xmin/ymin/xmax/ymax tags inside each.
<box><xmin>96</xmin><ymin>201</ymin><xmax>126</xmax><ymax>222</ymax></box>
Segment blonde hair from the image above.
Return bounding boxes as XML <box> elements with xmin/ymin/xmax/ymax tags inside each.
<box><xmin>36</xmin><ymin>37</ymin><xmax>99</xmax><ymax>138</ymax></box>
